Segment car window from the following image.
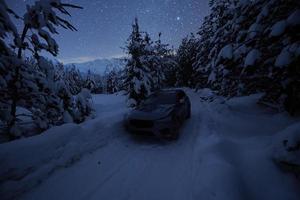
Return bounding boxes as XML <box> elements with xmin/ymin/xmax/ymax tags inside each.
<box><xmin>144</xmin><ymin>92</ymin><xmax>177</xmax><ymax>105</ymax></box>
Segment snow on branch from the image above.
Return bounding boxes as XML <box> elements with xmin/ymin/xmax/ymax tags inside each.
<box><xmin>23</xmin><ymin>0</ymin><xmax>82</xmax><ymax>56</ymax></box>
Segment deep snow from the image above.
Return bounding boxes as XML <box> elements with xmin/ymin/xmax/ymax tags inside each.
<box><xmin>0</xmin><ymin>89</ymin><xmax>299</xmax><ymax>200</ymax></box>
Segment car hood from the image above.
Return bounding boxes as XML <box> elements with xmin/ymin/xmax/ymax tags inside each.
<box><xmin>128</xmin><ymin>104</ymin><xmax>175</xmax><ymax>120</ymax></box>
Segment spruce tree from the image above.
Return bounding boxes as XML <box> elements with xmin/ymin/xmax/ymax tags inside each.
<box><xmin>151</xmin><ymin>33</ymin><xmax>169</xmax><ymax>90</ymax></box>
<box><xmin>65</xmin><ymin>65</ymin><xmax>84</xmax><ymax>95</ymax></box>
<box><xmin>176</xmin><ymin>33</ymin><xmax>197</xmax><ymax>88</ymax></box>
<box><xmin>0</xmin><ymin>0</ymin><xmax>84</xmax><ymax>139</ymax></box>
<box><xmin>123</xmin><ymin>18</ymin><xmax>152</xmax><ymax>107</ymax></box>
<box><xmin>85</xmin><ymin>70</ymin><xmax>97</xmax><ymax>92</ymax></box>
<box><xmin>193</xmin><ymin>0</ymin><xmax>300</xmax><ymax>114</ymax></box>
<box><xmin>106</xmin><ymin>68</ymin><xmax>121</xmax><ymax>94</ymax></box>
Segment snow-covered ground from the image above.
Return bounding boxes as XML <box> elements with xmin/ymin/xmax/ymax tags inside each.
<box><xmin>0</xmin><ymin>89</ymin><xmax>299</xmax><ymax>200</ymax></box>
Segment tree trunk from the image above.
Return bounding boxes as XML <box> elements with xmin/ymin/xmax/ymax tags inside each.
<box><xmin>8</xmin><ymin>25</ymin><xmax>28</xmax><ymax>139</ymax></box>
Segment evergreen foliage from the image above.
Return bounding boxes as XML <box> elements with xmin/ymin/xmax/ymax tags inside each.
<box><xmin>176</xmin><ymin>34</ymin><xmax>197</xmax><ymax>88</ymax></box>
<box><xmin>0</xmin><ymin>0</ymin><xmax>95</xmax><ymax>140</ymax></box>
<box><xmin>175</xmin><ymin>0</ymin><xmax>300</xmax><ymax>114</ymax></box>
<box><xmin>123</xmin><ymin>18</ymin><xmax>175</xmax><ymax>107</ymax></box>
<box><xmin>123</xmin><ymin>18</ymin><xmax>153</xmax><ymax>107</ymax></box>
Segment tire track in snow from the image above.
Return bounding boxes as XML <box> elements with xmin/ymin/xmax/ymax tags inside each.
<box><xmin>85</xmin><ymin>90</ymin><xmax>207</xmax><ymax>200</ymax></box>
<box><xmin>189</xmin><ymin>92</ymin><xmax>249</xmax><ymax>200</ymax></box>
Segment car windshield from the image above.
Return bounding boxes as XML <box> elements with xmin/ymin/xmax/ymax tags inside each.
<box><xmin>143</xmin><ymin>92</ymin><xmax>177</xmax><ymax>105</ymax></box>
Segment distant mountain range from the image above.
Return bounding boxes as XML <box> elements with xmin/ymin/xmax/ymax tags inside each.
<box><xmin>66</xmin><ymin>58</ymin><xmax>126</xmax><ymax>75</ymax></box>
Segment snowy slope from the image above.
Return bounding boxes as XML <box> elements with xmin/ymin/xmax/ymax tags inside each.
<box><xmin>0</xmin><ymin>89</ymin><xmax>299</xmax><ymax>200</ymax></box>
<box><xmin>66</xmin><ymin>58</ymin><xmax>126</xmax><ymax>74</ymax></box>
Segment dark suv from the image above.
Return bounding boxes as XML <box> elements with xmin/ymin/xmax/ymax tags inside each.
<box><xmin>124</xmin><ymin>89</ymin><xmax>191</xmax><ymax>139</ymax></box>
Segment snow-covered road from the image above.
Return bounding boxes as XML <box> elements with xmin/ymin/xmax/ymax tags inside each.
<box><xmin>1</xmin><ymin>89</ymin><xmax>299</xmax><ymax>200</ymax></box>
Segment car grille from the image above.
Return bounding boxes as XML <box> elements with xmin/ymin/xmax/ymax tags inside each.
<box><xmin>130</xmin><ymin>119</ymin><xmax>154</xmax><ymax>128</ymax></box>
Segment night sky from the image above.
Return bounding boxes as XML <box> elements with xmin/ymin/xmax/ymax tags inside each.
<box><xmin>7</xmin><ymin>0</ymin><xmax>209</xmax><ymax>63</ymax></box>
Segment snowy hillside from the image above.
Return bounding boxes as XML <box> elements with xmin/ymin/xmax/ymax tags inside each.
<box><xmin>66</xmin><ymin>58</ymin><xmax>126</xmax><ymax>75</ymax></box>
<box><xmin>0</xmin><ymin>89</ymin><xmax>299</xmax><ymax>200</ymax></box>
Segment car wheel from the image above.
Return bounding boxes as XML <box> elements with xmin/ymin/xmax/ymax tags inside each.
<box><xmin>167</xmin><ymin>127</ymin><xmax>179</xmax><ymax>140</ymax></box>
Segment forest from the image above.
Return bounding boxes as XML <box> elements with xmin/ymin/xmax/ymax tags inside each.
<box><xmin>1</xmin><ymin>0</ymin><xmax>299</xmax><ymax>140</ymax></box>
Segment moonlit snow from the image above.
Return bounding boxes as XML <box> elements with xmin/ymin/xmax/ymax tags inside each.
<box><xmin>1</xmin><ymin>89</ymin><xmax>299</xmax><ymax>200</ymax></box>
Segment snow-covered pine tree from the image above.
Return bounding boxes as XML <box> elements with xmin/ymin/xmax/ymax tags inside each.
<box><xmin>123</xmin><ymin>18</ymin><xmax>152</xmax><ymax>107</ymax></box>
<box><xmin>84</xmin><ymin>69</ymin><xmax>97</xmax><ymax>92</ymax></box>
<box><xmin>193</xmin><ymin>2</ymin><xmax>217</xmax><ymax>90</ymax></box>
<box><xmin>1</xmin><ymin>0</ymin><xmax>84</xmax><ymax>139</ymax></box>
<box><xmin>193</xmin><ymin>0</ymin><xmax>300</xmax><ymax>114</ymax></box>
<box><xmin>106</xmin><ymin>68</ymin><xmax>121</xmax><ymax>94</ymax></box>
<box><xmin>135</xmin><ymin>32</ymin><xmax>170</xmax><ymax>91</ymax></box>
<box><xmin>52</xmin><ymin>62</ymin><xmax>94</xmax><ymax>123</ymax></box>
<box><xmin>210</xmin><ymin>0</ymin><xmax>300</xmax><ymax>111</ymax></box>
<box><xmin>30</xmin><ymin>57</ymin><xmax>65</xmax><ymax>129</ymax></box>
<box><xmin>195</xmin><ymin>0</ymin><xmax>237</xmax><ymax>92</ymax></box>
<box><xmin>176</xmin><ymin>33</ymin><xmax>197</xmax><ymax>88</ymax></box>
<box><xmin>151</xmin><ymin>33</ymin><xmax>169</xmax><ymax>90</ymax></box>
<box><xmin>73</xmin><ymin>88</ymin><xmax>93</xmax><ymax>123</ymax></box>
<box><xmin>0</xmin><ymin>0</ymin><xmax>46</xmax><ymax>138</ymax></box>
<box><xmin>52</xmin><ymin>61</ymin><xmax>74</xmax><ymax>123</ymax></box>
<box><xmin>160</xmin><ymin>46</ymin><xmax>178</xmax><ymax>88</ymax></box>
<box><xmin>65</xmin><ymin>65</ymin><xmax>84</xmax><ymax>95</ymax></box>
<box><xmin>142</xmin><ymin>33</ymin><xmax>157</xmax><ymax>91</ymax></box>
<box><xmin>92</xmin><ymin>73</ymin><xmax>104</xmax><ymax>94</ymax></box>
<box><xmin>240</xmin><ymin>0</ymin><xmax>300</xmax><ymax>113</ymax></box>
<box><xmin>0</xmin><ymin>0</ymin><xmax>21</xmax><ymax>137</ymax></box>
<box><xmin>54</xmin><ymin>66</ymin><xmax>75</xmax><ymax>123</ymax></box>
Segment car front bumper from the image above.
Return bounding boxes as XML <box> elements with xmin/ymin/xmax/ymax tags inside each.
<box><xmin>124</xmin><ymin>117</ymin><xmax>175</xmax><ymax>138</ymax></box>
